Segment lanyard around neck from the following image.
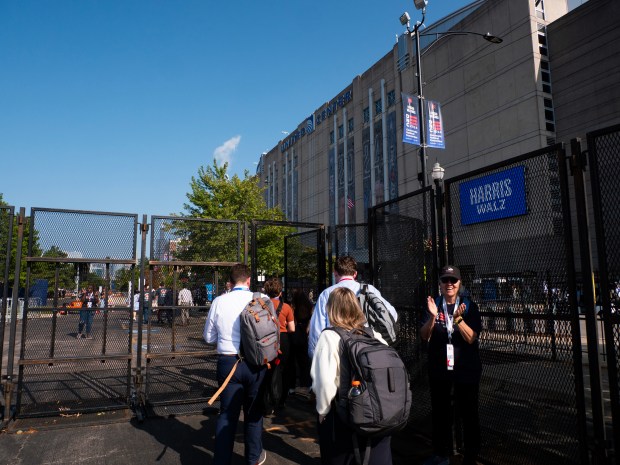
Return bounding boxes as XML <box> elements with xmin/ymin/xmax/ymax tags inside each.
<box><xmin>443</xmin><ymin>296</ymin><xmax>459</xmax><ymax>342</ymax></box>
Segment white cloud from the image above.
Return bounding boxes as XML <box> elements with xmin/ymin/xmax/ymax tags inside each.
<box><xmin>213</xmin><ymin>135</ymin><xmax>241</xmax><ymax>166</ymax></box>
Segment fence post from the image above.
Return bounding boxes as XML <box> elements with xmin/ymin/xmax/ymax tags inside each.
<box><xmin>134</xmin><ymin>215</ymin><xmax>149</xmax><ymax>419</ymax></box>
<box><xmin>3</xmin><ymin>207</ymin><xmax>25</xmax><ymax>423</ymax></box>
<box><xmin>571</xmin><ymin>138</ymin><xmax>609</xmax><ymax>463</ymax></box>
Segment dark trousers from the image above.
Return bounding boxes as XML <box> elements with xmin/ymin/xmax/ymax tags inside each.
<box><xmin>279</xmin><ymin>332</ymin><xmax>294</xmax><ymax>403</ymax></box>
<box><xmin>317</xmin><ymin>408</ymin><xmax>392</xmax><ymax>465</ymax></box>
<box><xmin>214</xmin><ymin>355</ymin><xmax>266</xmax><ymax>465</ymax></box>
<box><xmin>429</xmin><ymin>376</ymin><xmax>480</xmax><ymax>464</ymax></box>
<box><xmin>292</xmin><ymin>332</ymin><xmax>311</xmax><ymax>388</ymax></box>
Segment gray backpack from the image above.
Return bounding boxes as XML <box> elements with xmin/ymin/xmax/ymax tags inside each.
<box><xmin>239</xmin><ymin>293</ymin><xmax>280</xmax><ymax>367</ymax></box>
<box><xmin>329</xmin><ymin>326</ymin><xmax>411</xmax><ymax>437</ymax></box>
<box><xmin>357</xmin><ymin>284</ymin><xmax>398</xmax><ymax>346</ymax></box>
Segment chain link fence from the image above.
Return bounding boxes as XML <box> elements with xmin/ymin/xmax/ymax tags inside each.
<box><xmin>444</xmin><ymin>145</ymin><xmax>583</xmax><ymax>465</ymax></box>
<box><xmin>588</xmin><ymin>124</ymin><xmax>620</xmax><ymax>462</ymax></box>
<box><xmin>0</xmin><ymin>206</ymin><xmax>14</xmax><ymax>385</ymax></box>
<box><xmin>143</xmin><ymin>216</ymin><xmax>244</xmax><ymax>416</ymax></box>
<box><xmin>14</xmin><ymin>208</ymin><xmax>138</xmax><ymax>418</ymax></box>
<box><xmin>369</xmin><ymin>187</ymin><xmax>436</xmax><ymax>438</ymax></box>
<box><xmin>331</xmin><ymin>224</ymin><xmax>370</xmax><ymax>282</ymax></box>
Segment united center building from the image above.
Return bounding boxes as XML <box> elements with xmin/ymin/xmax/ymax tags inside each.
<box><xmin>256</xmin><ymin>0</ymin><xmax>620</xmax><ymax>228</ymax></box>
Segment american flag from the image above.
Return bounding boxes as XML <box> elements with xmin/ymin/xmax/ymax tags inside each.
<box><xmin>347</xmin><ymin>198</ymin><xmax>354</xmax><ymax>209</ymax></box>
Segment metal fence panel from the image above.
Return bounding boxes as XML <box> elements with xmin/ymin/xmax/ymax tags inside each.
<box><xmin>369</xmin><ymin>187</ymin><xmax>436</xmax><ymax>433</ymax></box>
<box><xmin>588</xmin><ymin>124</ymin><xmax>620</xmax><ymax>463</ymax></box>
<box><xmin>251</xmin><ymin>220</ymin><xmax>326</xmax><ymax>301</ymax></box>
<box><xmin>444</xmin><ymin>145</ymin><xmax>583</xmax><ymax>465</ymax></box>
<box><xmin>143</xmin><ymin>216</ymin><xmax>245</xmax><ymax>415</ymax></box>
<box><xmin>284</xmin><ymin>228</ymin><xmax>325</xmax><ymax>302</ymax></box>
<box><xmin>1</xmin><ymin>206</ymin><xmax>14</xmax><ymax>381</ymax></box>
<box><xmin>15</xmin><ymin>208</ymin><xmax>138</xmax><ymax>418</ymax></box>
<box><xmin>332</xmin><ymin>224</ymin><xmax>370</xmax><ymax>281</ymax></box>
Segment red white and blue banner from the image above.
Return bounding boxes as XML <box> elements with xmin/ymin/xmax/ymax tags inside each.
<box><xmin>402</xmin><ymin>92</ymin><xmax>420</xmax><ymax>145</ymax></box>
<box><xmin>426</xmin><ymin>100</ymin><xmax>445</xmax><ymax>149</ymax></box>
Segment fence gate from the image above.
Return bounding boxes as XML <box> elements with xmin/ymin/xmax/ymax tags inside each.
<box><xmin>1</xmin><ymin>206</ymin><xmax>14</xmax><ymax>388</ymax></box>
<box><xmin>141</xmin><ymin>216</ymin><xmax>245</xmax><ymax>416</ymax></box>
<box><xmin>251</xmin><ymin>220</ymin><xmax>326</xmax><ymax>301</ymax></box>
<box><xmin>369</xmin><ymin>186</ymin><xmax>437</xmax><ymax>433</ymax></box>
<box><xmin>13</xmin><ymin>208</ymin><xmax>138</xmax><ymax>418</ymax></box>
<box><xmin>588</xmin><ymin>124</ymin><xmax>620</xmax><ymax>464</ymax></box>
<box><xmin>444</xmin><ymin>145</ymin><xmax>586</xmax><ymax>465</ymax></box>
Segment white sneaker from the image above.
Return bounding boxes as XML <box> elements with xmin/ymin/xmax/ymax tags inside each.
<box><xmin>255</xmin><ymin>450</ymin><xmax>266</xmax><ymax>465</ymax></box>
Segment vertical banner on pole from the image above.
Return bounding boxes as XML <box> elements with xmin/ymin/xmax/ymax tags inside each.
<box><xmin>426</xmin><ymin>100</ymin><xmax>445</xmax><ymax>149</ymax></box>
<box><xmin>402</xmin><ymin>92</ymin><xmax>420</xmax><ymax>145</ymax></box>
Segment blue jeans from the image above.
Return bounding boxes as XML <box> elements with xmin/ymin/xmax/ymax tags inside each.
<box><xmin>214</xmin><ymin>355</ymin><xmax>266</xmax><ymax>465</ymax></box>
<box><xmin>142</xmin><ymin>304</ymin><xmax>151</xmax><ymax>324</ymax></box>
<box><xmin>78</xmin><ymin>309</ymin><xmax>94</xmax><ymax>334</ymax></box>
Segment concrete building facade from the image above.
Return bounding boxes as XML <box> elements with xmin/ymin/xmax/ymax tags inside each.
<box><xmin>256</xmin><ymin>0</ymin><xmax>618</xmax><ymax>227</ymax></box>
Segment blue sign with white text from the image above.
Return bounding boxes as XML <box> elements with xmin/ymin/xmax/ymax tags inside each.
<box><xmin>459</xmin><ymin>166</ymin><xmax>527</xmax><ymax>225</ymax></box>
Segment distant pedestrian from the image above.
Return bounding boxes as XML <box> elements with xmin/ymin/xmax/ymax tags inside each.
<box><xmin>142</xmin><ymin>285</ymin><xmax>151</xmax><ymax>324</ymax></box>
<box><xmin>203</xmin><ymin>264</ymin><xmax>268</xmax><ymax>465</ymax></box>
<box><xmin>78</xmin><ymin>286</ymin><xmax>98</xmax><ymax>339</ymax></box>
<box><xmin>178</xmin><ymin>284</ymin><xmax>193</xmax><ymax>326</ymax></box>
<box><xmin>132</xmin><ymin>290</ymin><xmax>139</xmax><ymax>321</ymax></box>
<box><xmin>155</xmin><ymin>282</ymin><xmax>172</xmax><ymax>324</ymax></box>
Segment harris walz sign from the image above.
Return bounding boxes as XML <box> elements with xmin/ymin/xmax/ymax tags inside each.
<box><xmin>459</xmin><ymin>165</ymin><xmax>527</xmax><ymax>225</ymax></box>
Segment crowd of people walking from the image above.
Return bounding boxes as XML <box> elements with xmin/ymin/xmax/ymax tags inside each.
<box><xmin>201</xmin><ymin>257</ymin><xmax>482</xmax><ymax>465</ymax></box>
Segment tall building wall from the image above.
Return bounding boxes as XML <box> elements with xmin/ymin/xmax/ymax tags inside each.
<box><xmin>258</xmin><ymin>0</ymin><xmax>569</xmax><ymax>227</ymax></box>
<box><xmin>548</xmin><ymin>0</ymin><xmax>620</xmax><ymax>142</ymax></box>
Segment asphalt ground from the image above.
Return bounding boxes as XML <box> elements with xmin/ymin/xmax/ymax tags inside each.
<box><xmin>0</xmin><ymin>392</ymin><xmax>436</xmax><ymax>465</ymax></box>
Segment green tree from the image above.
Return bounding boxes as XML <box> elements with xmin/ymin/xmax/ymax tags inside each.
<box><xmin>0</xmin><ymin>194</ymin><xmax>43</xmax><ymax>289</ymax></box>
<box><xmin>35</xmin><ymin>245</ymin><xmax>76</xmax><ymax>290</ymax></box>
<box><xmin>180</xmin><ymin>160</ymin><xmax>289</xmax><ymax>276</ymax></box>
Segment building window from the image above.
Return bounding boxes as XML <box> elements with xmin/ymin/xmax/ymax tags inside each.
<box><xmin>541</xmin><ymin>60</ymin><xmax>552</xmax><ymax>93</ymax></box>
<box><xmin>387</xmin><ymin>90</ymin><xmax>396</xmax><ymax>107</ymax></box>
<box><xmin>338</xmin><ymin>124</ymin><xmax>344</xmax><ymax>140</ymax></box>
<box><xmin>535</xmin><ymin>0</ymin><xmax>545</xmax><ymax>20</ymax></box>
<box><xmin>538</xmin><ymin>27</ymin><xmax>548</xmax><ymax>57</ymax></box>
<box><xmin>330</xmin><ymin>131</ymin><xmax>335</xmax><ymax>144</ymax></box>
<box><xmin>348</xmin><ymin>118</ymin><xmax>354</xmax><ymax>133</ymax></box>
<box><xmin>363</xmin><ymin>107</ymin><xmax>370</xmax><ymax>123</ymax></box>
<box><xmin>375</xmin><ymin>99</ymin><xmax>382</xmax><ymax>115</ymax></box>
<box><xmin>544</xmin><ymin>96</ymin><xmax>555</xmax><ymax>133</ymax></box>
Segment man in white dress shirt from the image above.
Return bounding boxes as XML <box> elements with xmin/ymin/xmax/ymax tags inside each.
<box><xmin>203</xmin><ymin>264</ymin><xmax>268</xmax><ymax>465</ymax></box>
<box><xmin>308</xmin><ymin>255</ymin><xmax>397</xmax><ymax>358</ymax></box>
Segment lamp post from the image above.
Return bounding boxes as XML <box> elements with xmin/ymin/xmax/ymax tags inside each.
<box><xmin>400</xmin><ymin>2</ymin><xmax>502</xmax><ymax>188</ymax></box>
<box><xmin>431</xmin><ymin>162</ymin><xmax>446</xmax><ymax>268</ymax></box>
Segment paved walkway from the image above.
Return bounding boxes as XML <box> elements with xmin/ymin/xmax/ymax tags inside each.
<box><xmin>0</xmin><ymin>394</ymin><xmax>434</xmax><ymax>465</ymax></box>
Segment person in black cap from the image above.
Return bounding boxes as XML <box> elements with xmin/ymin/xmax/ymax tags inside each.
<box><xmin>420</xmin><ymin>265</ymin><xmax>482</xmax><ymax>465</ymax></box>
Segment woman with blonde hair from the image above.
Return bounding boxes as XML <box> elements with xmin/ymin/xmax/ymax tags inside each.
<box><xmin>311</xmin><ymin>287</ymin><xmax>393</xmax><ymax>465</ymax></box>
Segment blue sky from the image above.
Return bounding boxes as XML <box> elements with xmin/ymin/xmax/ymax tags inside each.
<box><xmin>0</xmin><ymin>1</ymin><xmax>582</xmax><ymax>217</ymax></box>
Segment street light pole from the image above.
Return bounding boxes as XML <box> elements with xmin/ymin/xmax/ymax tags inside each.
<box><xmin>413</xmin><ymin>21</ymin><xmax>427</xmax><ymax>188</ymax></box>
<box><xmin>431</xmin><ymin>162</ymin><xmax>446</xmax><ymax>268</ymax></box>
<box><xmin>400</xmin><ymin>2</ymin><xmax>502</xmax><ymax>188</ymax></box>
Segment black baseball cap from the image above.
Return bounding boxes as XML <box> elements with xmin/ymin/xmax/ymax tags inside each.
<box><xmin>439</xmin><ymin>265</ymin><xmax>461</xmax><ymax>281</ymax></box>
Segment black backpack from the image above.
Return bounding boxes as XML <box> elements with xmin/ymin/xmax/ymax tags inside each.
<box><xmin>328</xmin><ymin>326</ymin><xmax>411</xmax><ymax>437</ymax></box>
<box><xmin>357</xmin><ymin>284</ymin><xmax>398</xmax><ymax>346</ymax></box>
